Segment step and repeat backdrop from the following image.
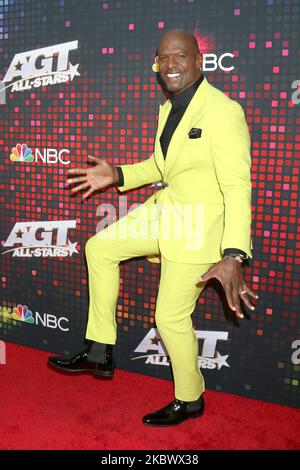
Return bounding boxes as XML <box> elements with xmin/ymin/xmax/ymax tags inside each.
<box><xmin>0</xmin><ymin>0</ymin><xmax>299</xmax><ymax>408</ymax></box>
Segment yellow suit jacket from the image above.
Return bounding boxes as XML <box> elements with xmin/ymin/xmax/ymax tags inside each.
<box><xmin>117</xmin><ymin>77</ymin><xmax>253</xmax><ymax>264</ymax></box>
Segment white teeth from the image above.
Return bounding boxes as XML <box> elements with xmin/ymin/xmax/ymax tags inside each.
<box><xmin>167</xmin><ymin>73</ymin><xmax>180</xmax><ymax>78</ymax></box>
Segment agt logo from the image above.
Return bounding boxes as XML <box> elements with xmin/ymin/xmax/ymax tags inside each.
<box><xmin>2</xmin><ymin>220</ymin><xmax>79</xmax><ymax>258</ymax></box>
<box><xmin>132</xmin><ymin>328</ymin><xmax>229</xmax><ymax>370</ymax></box>
<box><xmin>0</xmin><ymin>40</ymin><xmax>80</xmax><ymax>104</ymax></box>
<box><xmin>9</xmin><ymin>304</ymin><xmax>69</xmax><ymax>332</ymax></box>
<box><xmin>10</xmin><ymin>143</ymin><xmax>70</xmax><ymax>165</ymax></box>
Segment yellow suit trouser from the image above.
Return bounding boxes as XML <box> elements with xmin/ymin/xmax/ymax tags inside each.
<box><xmin>84</xmin><ymin>202</ymin><xmax>213</xmax><ymax>402</ymax></box>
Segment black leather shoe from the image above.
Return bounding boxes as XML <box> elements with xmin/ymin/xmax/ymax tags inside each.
<box><xmin>142</xmin><ymin>396</ymin><xmax>204</xmax><ymax>427</ymax></box>
<box><xmin>48</xmin><ymin>344</ymin><xmax>115</xmax><ymax>378</ymax></box>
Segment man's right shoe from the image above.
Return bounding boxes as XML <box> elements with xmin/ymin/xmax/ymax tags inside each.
<box><xmin>48</xmin><ymin>344</ymin><xmax>115</xmax><ymax>378</ymax></box>
<box><xmin>142</xmin><ymin>395</ymin><xmax>205</xmax><ymax>427</ymax></box>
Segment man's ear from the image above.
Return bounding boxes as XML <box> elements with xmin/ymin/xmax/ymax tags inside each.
<box><xmin>152</xmin><ymin>55</ymin><xmax>160</xmax><ymax>73</ymax></box>
<box><xmin>196</xmin><ymin>53</ymin><xmax>203</xmax><ymax>70</ymax></box>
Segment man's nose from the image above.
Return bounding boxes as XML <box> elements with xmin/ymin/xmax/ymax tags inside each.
<box><xmin>166</xmin><ymin>56</ymin><xmax>179</xmax><ymax>69</ymax></box>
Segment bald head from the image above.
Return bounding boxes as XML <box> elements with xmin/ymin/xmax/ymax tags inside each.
<box><xmin>157</xmin><ymin>29</ymin><xmax>200</xmax><ymax>56</ymax></box>
<box><xmin>155</xmin><ymin>29</ymin><xmax>202</xmax><ymax>95</ymax></box>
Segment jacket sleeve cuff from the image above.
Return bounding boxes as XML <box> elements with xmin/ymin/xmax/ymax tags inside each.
<box><xmin>115</xmin><ymin>167</ymin><xmax>124</xmax><ymax>187</ymax></box>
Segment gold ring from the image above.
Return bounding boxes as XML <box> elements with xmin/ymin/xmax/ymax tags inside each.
<box><xmin>240</xmin><ymin>290</ymin><xmax>247</xmax><ymax>295</ymax></box>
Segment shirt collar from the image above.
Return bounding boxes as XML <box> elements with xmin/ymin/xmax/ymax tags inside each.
<box><xmin>169</xmin><ymin>73</ymin><xmax>204</xmax><ymax>109</ymax></box>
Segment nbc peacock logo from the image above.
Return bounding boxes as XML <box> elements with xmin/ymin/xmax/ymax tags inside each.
<box><xmin>12</xmin><ymin>304</ymin><xmax>34</xmax><ymax>324</ymax></box>
<box><xmin>10</xmin><ymin>143</ymin><xmax>34</xmax><ymax>162</ymax></box>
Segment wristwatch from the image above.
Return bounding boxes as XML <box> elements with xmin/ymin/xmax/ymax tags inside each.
<box><xmin>225</xmin><ymin>253</ymin><xmax>245</xmax><ymax>263</ymax></box>
<box><xmin>223</xmin><ymin>249</ymin><xmax>248</xmax><ymax>264</ymax></box>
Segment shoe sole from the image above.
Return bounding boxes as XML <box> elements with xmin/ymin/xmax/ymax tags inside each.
<box><xmin>48</xmin><ymin>360</ymin><xmax>114</xmax><ymax>378</ymax></box>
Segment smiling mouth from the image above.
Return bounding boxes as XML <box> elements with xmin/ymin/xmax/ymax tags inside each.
<box><xmin>166</xmin><ymin>73</ymin><xmax>181</xmax><ymax>79</ymax></box>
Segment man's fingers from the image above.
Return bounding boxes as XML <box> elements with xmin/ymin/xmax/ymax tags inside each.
<box><xmin>247</xmin><ymin>286</ymin><xmax>259</xmax><ymax>299</ymax></box>
<box><xmin>68</xmin><ymin>168</ymin><xmax>87</xmax><ymax>176</ymax></box>
<box><xmin>240</xmin><ymin>294</ymin><xmax>255</xmax><ymax>310</ymax></box>
<box><xmin>229</xmin><ymin>300</ymin><xmax>242</xmax><ymax>316</ymax></box>
<box><xmin>230</xmin><ymin>288</ymin><xmax>243</xmax><ymax>318</ymax></box>
<box><xmin>240</xmin><ymin>283</ymin><xmax>259</xmax><ymax>299</ymax></box>
<box><xmin>224</xmin><ymin>285</ymin><xmax>244</xmax><ymax>318</ymax></box>
<box><xmin>224</xmin><ymin>285</ymin><xmax>235</xmax><ymax>311</ymax></box>
<box><xmin>82</xmin><ymin>187</ymin><xmax>94</xmax><ymax>200</ymax></box>
<box><xmin>239</xmin><ymin>290</ymin><xmax>256</xmax><ymax>311</ymax></box>
<box><xmin>232</xmin><ymin>294</ymin><xmax>243</xmax><ymax>318</ymax></box>
<box><xmin>87</xmin><ymin>155</ymin><xmax>99</xmax><ymax>162</ymax></box>
<box><xmin>67</xmin><ymin>176</ymin><xmax>87</xmax><ymax>184</ymax></box>
<box><xmin>239</xmin><ymin>284</ymin><xmax>258</xmax><ymax>310</ymax></box>
<box><xmin>70</xmin><ymin>182</ymin><xmax>90</xmax><ymax>194</ymax></box>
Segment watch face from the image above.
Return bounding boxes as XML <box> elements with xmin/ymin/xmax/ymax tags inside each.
<box><xmin>227</xmin><ymin>254</ymin><xmax>245</xmax><ymax>262</ymax></box>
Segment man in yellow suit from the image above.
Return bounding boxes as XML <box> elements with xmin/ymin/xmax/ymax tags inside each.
<box><xmin>48</xmin><ymin>29</ymin><xmax>258</xmax><ymax>427</ymax></box>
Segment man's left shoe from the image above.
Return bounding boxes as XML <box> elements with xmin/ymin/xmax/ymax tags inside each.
<box><xmin>142</xmin><ymin>395</ymin><xmax>205</xmax><ymax>427</ymax></box>
<box><xmin>48</xmin><ymin>344</ymin><xmax>115</xmax><ymax>378</ymax></box>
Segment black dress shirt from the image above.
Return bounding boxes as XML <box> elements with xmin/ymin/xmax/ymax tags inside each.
<box><xmin>115</xmin><ymin>75</ymin><xmax>248</xmax><ymax>259</ymax></box>
<box><xmin>159</xmin><ymin>74</ymin><xmax>204</xmax><ymax>158</ymax></box>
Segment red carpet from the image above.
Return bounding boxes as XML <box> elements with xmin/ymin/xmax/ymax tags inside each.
<box><xmin>0</xmin><ymin>342</ymin><xmax>300</xmax><ymax>450</ymax></box>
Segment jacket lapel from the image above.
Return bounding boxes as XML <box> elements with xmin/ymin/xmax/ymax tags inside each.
<box><xmin>154</xmin><ymin>100</ymin><xmax>172</xmax><ymax>177</ymax></box>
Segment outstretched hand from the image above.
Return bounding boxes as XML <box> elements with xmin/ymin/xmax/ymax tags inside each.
<box><xmin>66</xmin><ymin>155</ymin><xmax>118</xmax><ymax>201</ymax></box>
<box><xmin>197</xmin><ymin>255</ymin><xmax>258</xmax><ymax>319</ymax></box>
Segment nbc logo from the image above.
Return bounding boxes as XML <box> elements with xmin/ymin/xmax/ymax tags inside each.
<box><xmin>10</xmin><ymin>304</ymin><xmax>69</xmax><ymax>332</ymax></box>
<box><xmin>9</xmin><ymin>142</ymin><xmax>70</xmax><ymax>165</ymax></box>
<box><xmin>10</xmin><ymin>143</ymin><xmax>34</xmax><ymax>162</ymax></box>
<box><xmin>12</xmin><ymin>304</ymin><xmax>34</xmax><ymax>323</ymax></box>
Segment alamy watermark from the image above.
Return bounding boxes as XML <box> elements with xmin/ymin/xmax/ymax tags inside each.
<box><xmin>94</xmin><ymin>194</ymin><xmax>208</xmax><ymax>247</ymax></box>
